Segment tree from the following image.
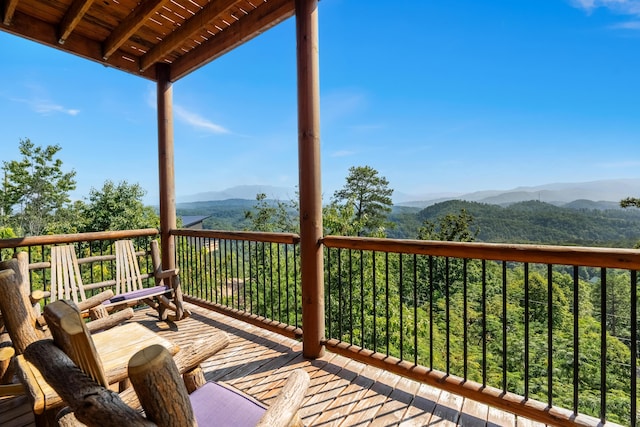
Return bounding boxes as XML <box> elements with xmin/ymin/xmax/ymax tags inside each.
<box><xmin>81</xmin><ymin>180</ymin><xmax>158</xmax><ymax>233</ymax></box>
<box><xmin>2</xmin><ymin>138</ymin><xmax>77</xmax><ymax>236</ymax></box>
<box><xmin>620</xmin><ymin>197</ymin><xmax>640</xmax><ymax>209</ymax></box>
<box><xmin>417</xmin><ymin>208</ymin><xmax>479</xmax><ymax>242</ymax></box>
<box><xmin>244</xmin><ymin>193</ymin><xmax>298</xmax><ymax>233</ymax></box>
<box><xmin>332</xmin><ymin>166</ymin><xmax>394</xmax><ymax>236</ymax></box>
<box><xmin>620</xmin><ymin>196</ymin><xmax>640</xmax><ymax>248</ymax></box>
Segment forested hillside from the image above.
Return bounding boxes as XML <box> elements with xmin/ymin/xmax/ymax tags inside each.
<box><xmin>388</xmin><ymin>200</ymin><xmax>640</xmax><ymax>247</ymax></box>
<box><xmin>178</xmin><ymin>198</ymin><xmax>640</xmax><ymax>247</ymax></box>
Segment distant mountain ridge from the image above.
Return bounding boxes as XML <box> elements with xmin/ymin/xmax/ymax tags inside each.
<box><xmin>178</xmin><ymin>179</ymin><xmax>639</xmax><ymax>208</ymax></box>
<box><xmin>396</xmin><ymin>178</ymin><xmax>640</xmax><ymax>208</ymax></box>
<box><xmin>177</xmin><ymin>185</ymin><xmax>295</xmax><ymax>203</ymax></box>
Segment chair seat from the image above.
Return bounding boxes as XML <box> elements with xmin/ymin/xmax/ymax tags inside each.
<box><xmin>190</xmin><ymin>382</ymin><xmax>266</xmax><ymax>427</ymax></box>
<box><xmin>104</xmin><ymin>285</ymin><xmax>170</xmax><ymax>304</ymax></box>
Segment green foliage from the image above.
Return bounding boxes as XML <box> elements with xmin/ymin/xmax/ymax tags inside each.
<box><xmin>620</xmin><ymin>197</ymin><xmax>640</xmax><ymax>209</ymax></box>
<box><xmin>2</xmin><ymin>138</ymin><xmax>77</xmax><ymax>236</ymax></box>
<box><xmin>81</xmin><ymin>180</ymin><xmax>159</xmax><ymax>232</ymax></box>
<box><xmin>244</xmin><ymin>193</ymin><xmax>298</xmax><ymax>233</ymax></box>
<box><xmin>333</xmin><ymin>166</ymin><xmax>394</xmax><ymax>236</ymax></box>
<box><xmin>393</xmin><ymin>199</ymin><xmax>640</xmax><ymax>247</ymax></box>
<box><xmin>417</xmin><ymin>208</ymin><xmax>479</xmax><ymax>242</ymax></box>
<box><xmin>620</xmin><ymin>196</ymin><xmax>640</xmax><ymax>247</ymax></box>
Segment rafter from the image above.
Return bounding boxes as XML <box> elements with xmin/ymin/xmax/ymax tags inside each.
<box><xmin>170</xmin><ymin>0</ymin><xmax>295</xmax><ymax>81</ymax></box>
<box><xmin>1</xmin><ymin>11</ymin><xmax>156</xmax><ymax>80</ymax></box>
<box><xmin>58</xmin><ymin>0</ymin><xmax>95</xmax><ymax>44</ymax></box>
<box><xmin>3</xmin><ymin>0</ymin><xmax>19</xmax><ymax>25</ymax></box>
<box><xmin>102</xmin><ymin>0</ymin><xmax>167</xmax><ymax>60</ymax></box>
<box><xmin>139</xmin><ymin>0</ymin><xmax>239</xmax><ymax>72</ymax></box>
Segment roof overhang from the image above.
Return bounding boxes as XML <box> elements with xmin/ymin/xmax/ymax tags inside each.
<box><xmin>1</xmin><ymin>0</ymin><xmax>295</xmax><ymax>81</ymax></box>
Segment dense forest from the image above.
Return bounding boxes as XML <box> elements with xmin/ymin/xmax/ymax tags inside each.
<box><xmin>178</xmin><ymin>198</ymin><xmax>640</xmax><ymax>248</ymax></box>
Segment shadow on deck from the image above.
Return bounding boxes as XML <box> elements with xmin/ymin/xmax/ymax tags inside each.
<box><xmin>1</xmin><ymin>303</ymin><xmax>546</xmax><ymax>426</ymax></box>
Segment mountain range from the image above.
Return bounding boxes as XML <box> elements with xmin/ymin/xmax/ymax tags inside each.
<box><xmin>178</xmin><ymin>178</ymin><xmax>639</xmax><ymax>208</ymax></box>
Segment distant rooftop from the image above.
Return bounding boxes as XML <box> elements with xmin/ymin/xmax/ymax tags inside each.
<box><xmin>180</xmin><ymin>215</ymin><xmax>210</xmax><ymax>228</ymax></box>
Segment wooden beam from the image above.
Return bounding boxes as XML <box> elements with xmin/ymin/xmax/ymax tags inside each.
<box><xmin>170</xmin><ymin>0</ymin><xmax>295</xmax><ymax>81</ymax></box>
<box><xmin>296</xmin><ymin>0</ymin><xmax>324</xmax><ymax>359</ymax></box>
<box><xmin>2</xmin><ymin>0</ymin><xmax>19</xmax><ymax>25</ymax></box>
<box><xmin>58</xmin><ymin>0</ymin><xmax>95</xmax><ymax>44</ymax></box>
<box><xmin>156</xmin><ymin>63</ymin><xmax>176</xmax><ymax>270</ymax></box>
<box><xmin>139</xmin><ymin>0</ymin><xmax>238</xmax><ymax>72</ymax></box>
<box><xmin>0</xmin><ymin>11</ymin><xmax>157</xmax><ymax>80</ymax></box>
<box><xmin>102</xmin><ymin>0</ymin><xmax>166</xmax><ymax>60</ymax></box>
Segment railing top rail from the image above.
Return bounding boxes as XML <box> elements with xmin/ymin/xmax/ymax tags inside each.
<box><xmin>171</xmin><ymin>228</ymin><xmax>300</xmax><ymax>244</ymax></box>
<box><xmin>0</xmin><ymin>228</ymin><xmax>159</xmax><ymax>249</ymax></box>
<box><xmin>322</xmin><ymin>235</ymin><xmax>640</xmax><ymax>270</ymax></box>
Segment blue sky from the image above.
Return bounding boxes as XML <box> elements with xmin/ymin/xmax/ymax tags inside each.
<box><xmin>1</xmin><ymin>0</ymin><xmax>640</xmax><ymax>204</ymax></box>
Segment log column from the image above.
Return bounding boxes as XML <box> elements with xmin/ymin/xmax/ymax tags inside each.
<box><xmin>156</xmin><ymin>63</ymin><xmax>177</xmax><ymax>270</ymax></box>
<box><xmin>296</xmin><ymin>0</ymin><xmax>324</xmax><ymax>358</ymax></box>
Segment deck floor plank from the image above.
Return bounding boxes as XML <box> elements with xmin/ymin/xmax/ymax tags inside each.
<box><xmin>398</xmin><ymin>382</ymin><xmax>440</xmax><ymax>426</ymax></box>
<box><xmin>0</xmin><ymin>303</ymin><xmax>547</xmax><ymax>427</ymax></box>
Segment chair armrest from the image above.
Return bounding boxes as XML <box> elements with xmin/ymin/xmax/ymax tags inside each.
<box><xmin>29</xmin><ymin>290</ymin><xmax>46</xmax><ymax>304</ymax></box>
<box><xmin>256</xmin><ymin>369</ymin><xmax>310</xmax><ymax>427</ymax></box>
<box><xmin>173</xmin><ymin>332</ymin><xmax>230</xmax><ymax>374</ymax></box>
<box><xmin>155</xmin><ymin>268</ymin><xmax>179</xmax><ymax>280</ymax></box>
<box><xmin>86</xmin><ymin>308</ymin><xmax>134</xmax><ymax>334</ymax></box>
<box><xmin>76</xmin><ymin>290</ymin><xmax>115</xmax><ymax>312</ymax></box>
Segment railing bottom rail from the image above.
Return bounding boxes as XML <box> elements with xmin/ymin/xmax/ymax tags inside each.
<box><xmin>184</xmin><ymin>296</ymin><xmax>303</xmax><ymax>340</ymax></box>
<box><xmin>323</xmin><ymin>338</ymin><xmax>620</xmax><ymax>427</ymax></box>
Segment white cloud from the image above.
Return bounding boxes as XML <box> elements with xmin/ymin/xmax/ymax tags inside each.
<box><xmin>570</xmin><ymin>0</ymin><xmax>640</xmax><ymax>15</ymax></box>
<box><xmin>174</xmin><ymin>105</ymin><xmax>230</xmax><ymax>134</ymax></box>
<box><xmin>9</xmin><ymin>96</ymin><xmax>80</xmax><ymax>116</ymax></box>
<box><xmin>9</xmin><ymin>83</ymin><xmax>80</xmax><ymax>116</ymax></box>
<box><xmin>608</xmin><ymin>20</ymin><xmax>640</xmax><ymax>28</ymax></box>
<box><xmin>31</xmin><ymin>100</ymin><xmax>80</xmax><ymax>116</ymax></box>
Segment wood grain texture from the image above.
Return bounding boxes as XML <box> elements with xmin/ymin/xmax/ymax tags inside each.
<box><xmin>23</xmin><ymin>340</ymin><xmax>153</xmax><ymax>427</ymax></box>
<box><xmin>128</xmin><ymin>344</ymin><xmax>196</xmax><ymax>427</ymax></box>
<box><xmin>0</xmin><ymin>268</ymin><xmax>44</xmax><ymax>354</ymax></box>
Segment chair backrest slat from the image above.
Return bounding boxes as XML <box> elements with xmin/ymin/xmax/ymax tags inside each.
<box><xmin>50</xmin><ymin>245</ymin><xmax>86</xmax><ymax>303</ymax></box>
<box><xmin>115</xmin><ymin>240</ymin><xmax>143</xmax><ymax>294</ymax></box>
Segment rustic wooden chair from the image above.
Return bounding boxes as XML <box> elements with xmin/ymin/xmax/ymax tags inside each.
<box><xmin>22</xmin><ymin>300</ymin><xmax>228</xmax><ymax>426</ymax></box>
<box><xmin>128</xmin><ymin>344</ymin><xmax>310</xmax><ymax>427</ymax></box>
<box><xmin>0</xmin><ymin>258</ymin><xmax>132</xmax><ymax>402</ymax></box>
<box><xmin>17</xmin><ymin>299</ymin><xmax>185</xmax><ymax>421</ymax></box>
<box><xmin>47</xmin><ymin>242</ymin><xmax>188</xmax><ymax>321</ymax></box>
<box><xmin>107</xmin><ymin>239</ymin><xmax>188</xmax><ymax>320</ymax></box>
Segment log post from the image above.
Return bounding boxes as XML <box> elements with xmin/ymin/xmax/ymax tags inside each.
<box><xmin>182</xmin><ymin>366</ymin><xmax>205</xmax><ymax>394</ymax></box>
<box><xmin>151</xmin><ymin>240</ymin><xmax>187</xmax><ymax>320</ymax></box>
<box><xmin>0</xmin><ymin>268</ymin><xmax>44</xmax><ymax>353</ymax></box>
<box><xmin>0</xmin><ymin>345</ymin><xmax>15</xmax><ymax>383</ymax></box>
<box><xmin>89</xmin><ymin>305</ymin><xmax>108</xmax><ymax>320</ymax></box>
<box><xmin>128</xmin><ymin>344</ymin><xmax>196</xmax><ymax>427</ymax></box>
<box><xmin>295</xmin><ymin>0</ymin><xmax>325</xmax><ymax>358</ymax></box>
<box><xmin>156</xmin><ymin>63</ymin><xmax>177</xmax><ymax>273</ymax></box>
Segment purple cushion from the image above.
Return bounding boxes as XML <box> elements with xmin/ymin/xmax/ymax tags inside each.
<box><xmin>190</xmin><ymin>382</ymin><xmax>266</xmax><ymax>427</ymax></box>
<box><xmin>104</xmin><ymin>285</ymin><xmax>169</xmax><ymax>304</ymax></box>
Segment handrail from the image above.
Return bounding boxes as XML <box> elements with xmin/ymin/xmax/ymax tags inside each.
<box><xmin>322</xmin><ymin>235</ymin><xmax>640</xmax><ymax>269</ymax></box>
<box><xmin>171</xmin><ymin>228</ymin><xmax>300</xmax><ymax>245</ymax></box>
<box><xmin>0</xmin><ymin>228</ymin><xmax>159</xmax><ymax>249</ymax></box>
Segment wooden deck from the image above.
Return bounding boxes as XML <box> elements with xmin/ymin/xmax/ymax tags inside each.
<box><xmin>1</xmin><ymin>302</ymin><xmax>546</xmax><ymax>426</ymax></box>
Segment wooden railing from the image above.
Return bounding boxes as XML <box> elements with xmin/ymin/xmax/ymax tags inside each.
<box><xmin>1</xmin><ymin>229</ymin><xmax>637</xmax><ymax>426</ymax></box>
<box><xmin>322</xmin><ymin>236</ymin><xmax>640</xmax><ymax>427</ymax></box>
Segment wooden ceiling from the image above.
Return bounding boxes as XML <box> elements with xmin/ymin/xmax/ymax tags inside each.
<box><xmin>1</xmin><ymin>0</ymin><xmax>295</xmax><ymax>81</ymax></box>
